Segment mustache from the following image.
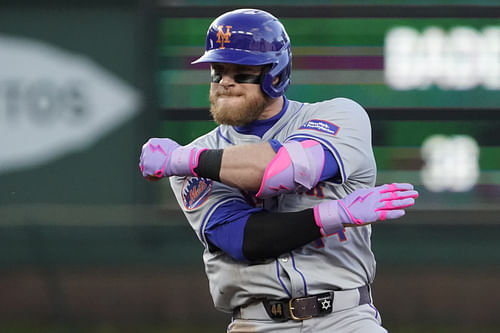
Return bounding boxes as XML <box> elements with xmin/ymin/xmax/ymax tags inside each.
<box><xmin>213</xmin><ymin>89</ymin><xmax>241</xmax><ymax>97</ymax></box>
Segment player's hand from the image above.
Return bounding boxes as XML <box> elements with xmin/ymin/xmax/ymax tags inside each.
<box><xmin>339</xmin><ymin>183</ymin><xmax>418</xmax><ymax>225</ymax></box>
<box><xmin>313</xmin><ymin>183</ymin><xmax>419</xmax><ymax>235</ymax></box>
<box><xmin>139</xmin><ymin>138</ymin><xmax>206</xmax><ymax>180</ymax></box>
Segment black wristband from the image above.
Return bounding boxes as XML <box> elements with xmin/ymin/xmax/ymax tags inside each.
<box><xmin>194</xmin><ymin>149</ymin><xmax>223</xmax><ymax>181</ymax></box>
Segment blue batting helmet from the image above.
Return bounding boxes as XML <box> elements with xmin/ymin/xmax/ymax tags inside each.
<box><xmin>192</xmin><ymin>8</ymin><xmax>292</xmax><ymax>98</ymax></box>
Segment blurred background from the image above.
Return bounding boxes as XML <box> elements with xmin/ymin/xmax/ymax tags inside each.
<box><xmin>1</xmin><ymin>0</ymin><xmax>499</xmax><ymax>332</ymax></box>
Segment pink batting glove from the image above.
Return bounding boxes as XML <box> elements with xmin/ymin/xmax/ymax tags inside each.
<box><xmin>139</xmin><ymin>138</ymin><xmax>207</xmax><ymax>180</ymax></box>
<box><xmin>313</xmin><ymin>183</ymin><xmax>419</xmax><ymax>236</ymax></box>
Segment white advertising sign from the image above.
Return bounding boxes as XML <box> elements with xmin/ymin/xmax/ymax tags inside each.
<box><xmin>0</xmin><ymin>35</ymin><xmax>141</xmax><ymax>173</ymax></box>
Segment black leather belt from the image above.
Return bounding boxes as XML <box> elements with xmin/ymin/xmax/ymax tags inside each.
<box><xmin>233</xmin><ymin>285</ymin><xmax>371</xmax><ymax>322</ymax></box>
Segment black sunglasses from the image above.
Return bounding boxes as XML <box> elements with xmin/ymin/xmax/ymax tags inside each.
<box><xmin>210</xmin><ymin>72</ymin><xmax>263</xmax><ymax>84</ymax></box>
<box><xmin>210</xmin><ymin>64</ymin><xmax>271</xmax><ymax>84</ymax></box>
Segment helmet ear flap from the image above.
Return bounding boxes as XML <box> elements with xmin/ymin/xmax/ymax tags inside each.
<box><xmin>260</xmin><ymin>50</ymin><xmax>292</xmax><ymax>98</ymax></box>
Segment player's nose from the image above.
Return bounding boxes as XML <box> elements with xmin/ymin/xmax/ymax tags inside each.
<box><xmin>218</xmin><ymin>73</ymin><xmax>236</xmax><ymax>87</ymax></box>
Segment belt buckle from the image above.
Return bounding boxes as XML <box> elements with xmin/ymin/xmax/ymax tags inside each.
<box><xmin>288</xmin><ymin>297</ymin><xmax>313</xmax><ymax>321</ymax></box>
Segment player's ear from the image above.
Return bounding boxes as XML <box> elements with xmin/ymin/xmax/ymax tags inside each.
<box><xmin>260</xmin><ymin>64</ymin><xmax>280</xmax><ymax>86</ymax></box>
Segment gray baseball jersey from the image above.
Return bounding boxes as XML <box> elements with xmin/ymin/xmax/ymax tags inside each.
<box><xmin>169</xmin><ymin>97</ymin><xmax>376</xmax><ymax>313</ymax></box>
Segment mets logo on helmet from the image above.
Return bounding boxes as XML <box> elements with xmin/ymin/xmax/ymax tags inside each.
<box><xmin>216</xmin><ymin>25</ymin><xmax>232</xmax><ymax>49</ymax></box>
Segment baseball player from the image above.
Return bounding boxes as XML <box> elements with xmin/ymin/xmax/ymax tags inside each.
<box><xmin>140</xmin><ymin>9</ymin><xmax>418</xmax><ymax>332</ymax></box>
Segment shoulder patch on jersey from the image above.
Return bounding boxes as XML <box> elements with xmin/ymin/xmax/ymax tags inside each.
<box><xmin>181</xmin><ymin>177</ymin><xmax>213</xmax><ymax>210</ymax></box>
<box><xmin>299</xmin><ymin>119</ymin><xmax>340</xmax><ymax>136</ymax></box>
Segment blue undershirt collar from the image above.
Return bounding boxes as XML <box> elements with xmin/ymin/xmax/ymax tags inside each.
<box><xmin>234</xmin><ymin>96</ymin><xmax>289</xmax><ymax>138</ymax></box>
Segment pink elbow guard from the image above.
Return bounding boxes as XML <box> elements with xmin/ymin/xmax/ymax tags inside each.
<box><xmin>256</xmin><ymin>140</ymin><xmax>325</xmax><ymax>198</ymax></box>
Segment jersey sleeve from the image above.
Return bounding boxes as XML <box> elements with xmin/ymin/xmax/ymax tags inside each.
<box><xmin>204</xmin><ymin>200</ymin><xmax>262</xmax><ymax>262</ymax></box>
<box><xmin>285</xmin><ymin>98</ymin><xmax>375</xmax><ymax>185</ymax></box>
<box><xmin>168</xmin><ymin>175</ymin><xmax>261</xmax><ymax>254</ymax></box>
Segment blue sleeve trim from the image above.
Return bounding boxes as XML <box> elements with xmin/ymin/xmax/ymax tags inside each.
<box><xmin>288</xmin><ymin>137</ymin><xmax>340</xmax><ymax>182</ymax></box>
<box><xmin>268</xmin><ymin>139</ymin><xmax>283</xmax><ymax>153</ymax></box>
<box><xmin>204</xmin><ymin>199</ymin><xmax>262</xmax><ymax>262</ymax></box>
<box><xmin>198</xmin><ymin>195</ymin><xmax>243</xmax><ymax>246</ymax></box>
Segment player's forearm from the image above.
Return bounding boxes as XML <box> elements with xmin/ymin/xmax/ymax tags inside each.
<box><xmin>243</xmin><ymin>209</ymin><xmax>321</xmax><ymax>261</ymax></box>
<box><xmin>242</xmin><ymin>183</ymin><xmax>418</xmax><ymax>262</ymax></box>
<box><xmin>202</xmin><ymin>140</ymin><xmax>325</xmax><ymax>195</ymax></box>
<box><xmin>139</xmin><ymin>138</ymin><xmax>275</xmax><ymax>190</ymax></box>
<box><xmin>218</xmin><ymin>143</ymin><xmax>276</xmax><ymax>191</ymax></box>
<box><xmin>201</xmin><ymin>183</ymin><xmax>418</xmax><ymax>263</ymax></box>
<box><xmin>140</xmin><ymin>138</ymin><xmax>326</xmax><ymax>198</ymax></box>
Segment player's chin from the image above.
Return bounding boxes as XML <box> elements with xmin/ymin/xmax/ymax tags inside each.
<box><xmin>211</xmin><ymin>110</ymin><xmax>253</xmax><ymax>126</ymax></box>
<box><xmin>212</xmin><ymin>115</ymin><xmax>249</xmax><ymax>126</ymax></box>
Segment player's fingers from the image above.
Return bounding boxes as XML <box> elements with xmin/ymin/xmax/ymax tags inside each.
<box><xmin>377</xmin><ymin>198</ymin><xmax>415</xmax><ymax>210</ymax></box>
<box><xmin>139</xmin><ymin>147</ymin><xmax>148</xmax><ymax>175</ymax></box>
<box><xmin>396</xmin><ymin>190</ymin><xmax>419</xmax><ymax>199</ymax></box>
<box><xmin>379</xmin><ymin>183</ymin><xmax>414</xmax><ymax>193</ymax></box>
<box><xmin>378</xmin><ymin>209</ymin><xmax>406</xmax><ymax>221</ymax></box>
<box><xmin>141</xmin><ymin>159</ymin><xmax>161</xmax><ymax>178</ymax></box>
<box><xmin>139</xmin><ymin>152</ymin><xmax>148</xmax><ymax>170</ymax></box>
<box><xmin>380</xmin><ymin>190</ymin><xmax>419</xmax><ymax>201</ymax></box>
<box><xmin>394</xmin><ymin>198</ymin><xmax>415</xmax><ymax>208</ymax></box>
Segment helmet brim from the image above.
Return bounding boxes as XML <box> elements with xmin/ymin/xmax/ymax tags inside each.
<box><xmin>191</xmin><ymin>48</ymin><xmax>278</xmax><ymax>66</ymax></box>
